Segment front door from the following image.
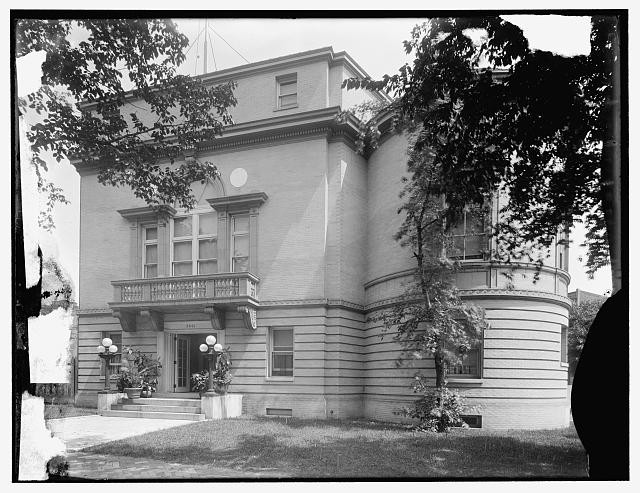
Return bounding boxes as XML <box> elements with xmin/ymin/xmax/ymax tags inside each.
<box><xmin>174</xmin><ymin>335</ymin><xmax>190</xmax><ymax>392</ymax></box>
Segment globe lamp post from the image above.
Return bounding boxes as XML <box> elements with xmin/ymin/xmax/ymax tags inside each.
<box><xmin>96</xmin><ymin>337</ymin><xmax>118</xmax><ymax>391</ymax></box>
<box><xmin>199</xmin><ymin>335</ymin><xmax>223</xmax><ymax>394</ymax></box>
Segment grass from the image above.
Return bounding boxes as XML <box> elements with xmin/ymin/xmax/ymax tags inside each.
<box><xmin>83</xmin><ymin>417</ymin><xmax>587</xmax><ymax>479</ymax></box>
<box><xmin>44</xmin><ymin>403</ymin><xmax>97</xmax><ymax>420</ymax></box>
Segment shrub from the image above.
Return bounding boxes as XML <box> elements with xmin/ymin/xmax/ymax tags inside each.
<box><xmin>46</xmin><ymin>455</ymin><xmax>69</xmax><ymax>479</ymax></box>
<box><xmin>400</xmin><ymin>377</ymin><xmax>468</xmax><ymax>432</ymax></box>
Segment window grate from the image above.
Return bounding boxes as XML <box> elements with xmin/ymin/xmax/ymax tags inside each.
<box><xmin>266</xmin><ymin>408</ymin><xmax>292</xmax><ymax>417</ymax></box>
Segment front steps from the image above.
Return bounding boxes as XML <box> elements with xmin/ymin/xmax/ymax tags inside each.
<box><xmin>101</xmin><ymin>397</ymin><xmax>205</xmax><ymax>421</ymax></box>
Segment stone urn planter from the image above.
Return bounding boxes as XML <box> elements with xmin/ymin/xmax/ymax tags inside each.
<box><xmin>124</xmin><ymin>387</ymin><xmax>142</xmax><ymax>399</ymax></box>
<box><xmin>200</xmin><ymin>393</ymin><xmax>243</xmax><ymax>419</ymax></box>
<box><xmin>214</xmin><ymin>382</ymin><xmax>229</xmax><ymax>395</ymax></box>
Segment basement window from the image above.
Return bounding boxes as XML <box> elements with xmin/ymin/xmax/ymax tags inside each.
<box><xmin>460</xmin><ymin>415</ymin><xmax>483</xmax><ymax>428</ymax></box>
<box><xmin>266</xmin><ymin>408</ymin><xmax>293</xmax><ymax>417</ymax></box>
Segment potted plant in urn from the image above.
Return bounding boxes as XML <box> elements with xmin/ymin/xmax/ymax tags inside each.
<box><xmin>191</xmin><ymin>370</ymin><xmax>208</xmax><ymax>396</ymax></box>
<box><xmin>191</xmin><ymin>347</ymin><xmax>233</xmax><ymax>395</ymax></box>
<box><xmin>212</xmin><ymin>347</ymin><xmax>233</xmax><ymax>395</ymax></box>
<box><xmin>123</xmin><ymin>346</ymin><xmax>162</xmax><ymax>398</ymax></box>
<box><xmin>116</xmin><ymin>366</ymin><xmax>143</xmax><ymax>399</ymax></box>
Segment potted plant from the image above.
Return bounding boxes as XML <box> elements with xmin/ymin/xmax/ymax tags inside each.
<box><xmin>191</xmin><ymin>348</ymin><xmax>233</xmax><ymax>395</ymax></box>
<box><xmin>212</xmin><ymin>347</ymin><xmax>233</xmax><ymax>395</ymax></box>
<box><xmin>117</xmin><ymin>366</ymin><xmax>143</xmax><ymax>399</ymax></box>
<box><xmin>123</xmin><ymin>346</ymin><xmax>162</xmax><ymax>398</ymax></box>
<box><xmin>191</xmin><ymin>370</ymin><xmax>209</xmax><ymax>396</ymax></box>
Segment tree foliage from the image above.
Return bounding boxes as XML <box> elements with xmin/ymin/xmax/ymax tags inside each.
<box><xmin>344</xmin><ymin>16</ymin><xmax>619</xmax><ymax>280</ymax></box>
<box><xmin>16</xmin><ymin>18</ymin><xmax>237</xmax><ymax>228</ymax></box>
<box><xmin>568</xmin><ymin>298</ymin><xmax>605</xmax><ymax>376</ymax></box>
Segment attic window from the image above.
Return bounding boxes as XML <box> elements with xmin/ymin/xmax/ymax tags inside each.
<box><xmin>277</xmin><ymin>74</ymin><xmax>297</xmax><ymax>109</ymax></box>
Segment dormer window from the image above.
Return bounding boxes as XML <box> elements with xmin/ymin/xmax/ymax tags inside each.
<box><xmin>277</xmin><ymin>74</ymin><xmax>297</xmax><ymax>109</ymax></box>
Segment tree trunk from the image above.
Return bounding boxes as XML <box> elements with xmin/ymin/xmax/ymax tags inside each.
<box><xmin>434</xmin><ymin>351</ymin><xmax>446</xmax><ymax>389</ymax></box>
<box><xmin>597</xmin><ymin>15</ymin><xmax>623</xmax><ymax>294</ymax></box>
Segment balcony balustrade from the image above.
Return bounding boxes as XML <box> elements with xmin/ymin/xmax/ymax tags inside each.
<box><xmin>111</xmin><ymin>272</ymin><xmax>259</xmax><ymax>308</ymax></box>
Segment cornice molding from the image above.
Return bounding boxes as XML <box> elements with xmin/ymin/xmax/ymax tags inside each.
<box><xmin>71</xmin><ymin>108</ymin><xmax>361</xmax><ymax>173</ymax></box>
<box><xmin>458</xmin><ymin>288</ymin><xmax>571</xmax><ymax>308</ymax></box>
<box><xmin>365</xmin><ymin>288</ymin><xmax>571</xmax><ymax>313</ymax></box>
<box><xmin>207</xmin><ymin>192</ymin><xmax>268</xmax><ymax>212</ymax></box>
<box><xmin>364</xmin><ymin>262</ymin><xmax>571</xmax><ymax>291</ymax></box>
<box><xmin>117</xmin><ymin>205</ymin><xmax>177</xmax><ymax>222</ymax></box>
<box><xmin>364</xmin><ymin>268</ymin><xmax>415</xmax><ymax>290</ymax></box>
<box><xmin>259</xmin><ymin>298</ymin><xmax>365</xmax><ymax>313</ymax></box>
<box><xmin>78</xmin><ymin>309</ymin><xmax>113</xmax><ymax>316</ymax></box>
<box><xmin>81</xmin><ymin>47</ymin><xmax>389</xmax><ymax>111</ymax></box>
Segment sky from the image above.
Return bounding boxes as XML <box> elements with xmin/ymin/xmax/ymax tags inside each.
<box><xmin>15</xmin><ymin>15</ymin><xmax>614</xmax><ymax>300</ymax></box>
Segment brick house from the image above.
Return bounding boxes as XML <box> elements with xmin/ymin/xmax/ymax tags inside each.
<box><xmin>73</xmin><ymin>47</ymin><xmax>571</xmax><ymax>429</ymax></box>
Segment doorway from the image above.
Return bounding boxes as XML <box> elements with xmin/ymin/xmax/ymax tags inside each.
<box><xmin>164</xmin><ymin>330</ymin><xmax>224</xmax><ymax>393</ymax></box>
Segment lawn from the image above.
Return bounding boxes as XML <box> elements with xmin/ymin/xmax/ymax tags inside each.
<box><xmin>83</xmin><ymin>417</ymin><xmax>587</xmax><ymax>479</ymax></box>
<box><xmin>44</xmin><ymin>403</ymin><xmax>97</xmax><ymax>420</ymax></box>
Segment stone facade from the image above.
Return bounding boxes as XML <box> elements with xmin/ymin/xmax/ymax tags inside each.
<box><xmin>74</xmin><ymin>47</ymin><xmax>571</xmax><ymax>429</ymax></box>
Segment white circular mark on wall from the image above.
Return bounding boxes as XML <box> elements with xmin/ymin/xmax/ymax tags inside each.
<box><xmin>230</xmin><ymin>167</ymin><xmax>248</xmax><ymax>188</ymax></box>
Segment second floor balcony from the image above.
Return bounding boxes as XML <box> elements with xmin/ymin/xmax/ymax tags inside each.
<box><xmin>111</xmin><ymin>272</ymin><xmax>259</xmax><ymax>307</ymax></box>
<box><xmin>109</xmin><ymin>272</ymin><xmax>259</xmax><ymax>332</ymax></box>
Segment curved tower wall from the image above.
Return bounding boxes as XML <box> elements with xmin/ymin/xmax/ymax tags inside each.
<box><xmin>365</xmin><ymin>132</ymin><xmax>571</xmax><ymax>430</ymax></box>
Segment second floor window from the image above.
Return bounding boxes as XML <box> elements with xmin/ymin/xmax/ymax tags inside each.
<box><xmin>450</xmin><ymin>208</ymin><xmax>487</xmax><ymax>260</ymax></box>
<box><xmin>171</xmin><ymin>212</ymin><xmax>218</xmax><ymax>276</ymax></box>
<box><xmin>231</xmin><ymin>214</ymin><xmax>249</xmax><ymax>272</ymax></box>
<box><xmin>143</xmin><ymin>225</ymin><xmax>158</xmax><ymax>278</ymax></box>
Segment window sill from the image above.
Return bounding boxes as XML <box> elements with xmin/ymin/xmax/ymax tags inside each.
<box><xmin>448</xmin><ymin>378</ymin><xmax>484</xmax><ymax>385</ymax></box>
<box><xmin>273</xmin><ymin>104</ymin><xmax>298</xmax><ymax>112</ymax></box>
<box><xmin>265</xmin><ymin>376</ymin><xmax>294</xmax><ymax>383</ymax></box>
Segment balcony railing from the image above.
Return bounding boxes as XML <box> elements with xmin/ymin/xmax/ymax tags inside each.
<box><xmin>111</xmin><ymin>272</ymin><xmax>259</xmax><ymax>306</ymax></box>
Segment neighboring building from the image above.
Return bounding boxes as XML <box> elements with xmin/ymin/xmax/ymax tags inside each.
<box><xmin>73</xmin><ymin>47</ymin><xmax>571</xmax><ymax>429</ymax></box>
<box><xmin>568</xmin><ymin>288</ymin><xmax>608</xmax><ymax>306</ymax></box>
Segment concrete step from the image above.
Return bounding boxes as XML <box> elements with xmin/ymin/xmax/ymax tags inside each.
<box><xmin>102</xmin><ymin>409</ymin><xmax>205</xmax><ymax>421</ymax></box>
<box><xmin>111</xmin><ymin>404</ymin><xmax>201</xmax><ymax>413</ymax></box>
<box><xmin>154</xmin><ymin>392</ymin><xmax>200</xmax><ymax>399</ymax></box>
<box><xmin>123</xmin><ymin>397</ymin><xmax>201</xmax><ymax>407</ymax></box>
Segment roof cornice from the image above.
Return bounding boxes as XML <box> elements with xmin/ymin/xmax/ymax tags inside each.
<box><xmin>81</xmin><ymin>46</ymin><xmax>390</xmax><ymax>110</ymax></box>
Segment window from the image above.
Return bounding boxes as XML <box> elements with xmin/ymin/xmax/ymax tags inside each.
<box><xmin>561</xmin><ymin>325</ymin><xmax>568</xmax><ymax>364</ymax></box>
<box><xmin>231</xmin><ymin>214</ymin><xmax>250</xmax><ymax>272</ymax></box>
<box><xmin>460</xmin><ymin>415</ymin><xmax>483</xmax><ymax>428</ymax></box>
<box><xmin>448</xmin><ymin>347</ymin><xmax>481</xmax><ymax>379</ymax></box>
<box><xmin>269</xmin><ymin>328</ymin><xmax>293</xmax><ymax>377</ymax></box>
<box><xmin>100</xmin><ymin>331</ymin><xmax>122</xmax><ymax>376</ymax></box>
<box><xmin>277</xmin><ymin>74</ymin><xmax>297</xmax><ymax>109</ymax></box>
<box><xmin>559</xmin><ymin>249</ymin><xmax>564</xmax><ymax>270</ymax></box>
<box><xmin>143</xmin><ymin>225</ymin><xmax>158</xmax><ymax>278</ymax></box>
<box><xmin>450</xmin><ymin>208</ymin><xmax>487</xmax><ymax>260</ymax></box>
<box><xmin>171</xmin><ymin>211</ymin><xmax>218</xmax><ymax>276</ymax></box>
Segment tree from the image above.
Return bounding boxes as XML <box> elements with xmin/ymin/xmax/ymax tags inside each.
<box><xmin>16</xmin><ymin>18</ymin><xmax>237</xmax><ymax>228</ymax></box>
<box><xmin>345</xmin><ymin>15</ymin><xmax>623</xmax><ymax>293</ymax></box>
<box><xmin>568</xmin><ymin>297</ymin><xmax>605</xmax><ymax>379</ymax></box>
<box><xmin>372</xmin><ymin>140</ymin><xmax>488</xmax><ymax>431</ymax></box>
<box><xmin>12</xmin><ymin>17</ymin><xmax>236</xmax><ymax>478</ymax></box>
